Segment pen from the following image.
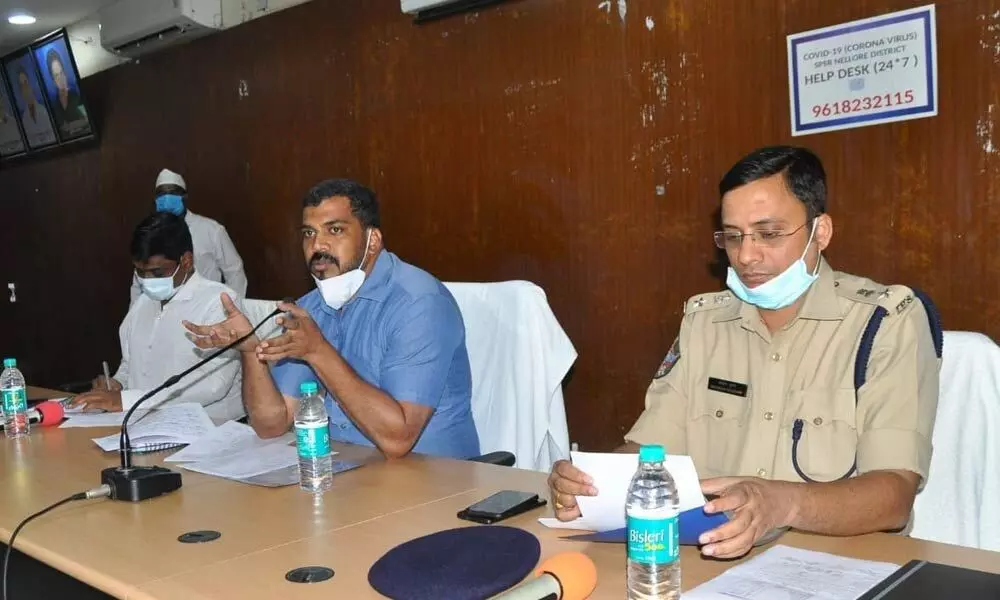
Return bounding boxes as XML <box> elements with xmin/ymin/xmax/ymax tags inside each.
<box><xmin>102</xmin><ymin>361</ymin><xmax>111</xmax><ymax>391</ymax></box>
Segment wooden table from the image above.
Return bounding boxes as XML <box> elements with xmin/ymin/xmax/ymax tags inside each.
<box><xmin>2</xmin><ymin>404</ymin><xmax>998</xmax><ymax>599</ymax></box>
<box><xmin>27</xmin><ymin>385</ymin><xmax>65</xmax><ymax>402</ymax></box>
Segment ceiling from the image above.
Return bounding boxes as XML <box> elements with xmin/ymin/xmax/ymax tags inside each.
<box><xmin>0</xmin><ymin>0</ymin><xmax>117</xmax><ymax>55</ymax></box>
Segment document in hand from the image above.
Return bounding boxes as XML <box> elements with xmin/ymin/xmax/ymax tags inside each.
<box><xmin>537</xmin><ymin>451</ymin><xmax>728</xmax><ymax>545</ymax></box>
<box><xmin>90</xmin><ymin>403</ymin><xmax>216</xmax><ymax>453</ymax></box>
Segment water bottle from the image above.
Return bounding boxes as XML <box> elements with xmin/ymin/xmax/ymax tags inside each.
<box><xmin>626</xmin><ymin>444</ymin><xmax>680</xmax><ymax>600</ymax></box>
<box><xmin>294</xmin><ymin>380</ymin><xmax>332</xmax><ymax>493</ymax></box>
<box><xmin>1</xmin><ymin>358</ymin><xmax>29</xmax><ymax>439</ymax></box>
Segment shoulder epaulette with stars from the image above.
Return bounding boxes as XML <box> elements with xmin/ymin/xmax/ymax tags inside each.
<box><xmin>834</xmin><ymin>272</ymin><xmax>917</xmax><ymax>316</ymax></box>
<box><xmin>684</xmin><ymin>290</ymin><xmax>735</xmax><ymax>315</ymax></box>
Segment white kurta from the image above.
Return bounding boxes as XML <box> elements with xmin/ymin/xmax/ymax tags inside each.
<box><xmin>116</xmin><ymin>272</ymin><xmax>244</xmax><ymax>421</ymax></box>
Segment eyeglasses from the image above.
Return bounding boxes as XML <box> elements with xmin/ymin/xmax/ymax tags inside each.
<box><xmin>134</xmin><ymin>266</ymin><xmax>177</xmax><ymax>279</ymax></box>
<box><xmin>713</xmin><ymin>222</ymin><xmax>809</xmax><ymax>250</ymax></box>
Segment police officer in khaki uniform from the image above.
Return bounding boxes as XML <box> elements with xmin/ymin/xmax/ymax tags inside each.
<box><xmin>547</xmin><ymin>146</ymin><xmax>940</xmax><ymax>559</ymax></box>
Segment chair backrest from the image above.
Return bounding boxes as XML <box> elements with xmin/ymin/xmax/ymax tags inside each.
<box><xmin>443</xmin><ymin>281</ymin><xmax>577</xmax><ymax>472</ymax></box>
<box><xmin>242</xmin><ymin>298</ymin><xmax>283</xmax><ymax>340</ymax></box>
<box><xmin>910</xmin><ymin>331</ymin><xmax>1000</xmax><ymax>552</ymax></box>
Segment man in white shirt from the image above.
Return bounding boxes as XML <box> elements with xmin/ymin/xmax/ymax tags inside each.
<box><xmin>0</xmin><ymin>87</ymin><xmax>26</xmax><ymax>155</ymax></box>
<box><xmin>73</xmin><ymin>213</ymin><xmax>245</xmax><ymax>421</ymax></box>
<box><xmin>129</xmin><ymin>168</ymin><xmax>247</xmax><ymax>304</ymax></box>
<box><xmin>14</xmin><ymin>66</ymin><xmax>56</xmax><ymax>147</ymax></box>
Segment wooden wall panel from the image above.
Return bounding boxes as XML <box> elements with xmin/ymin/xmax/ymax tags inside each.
<box><xmin>1</xmin><ymin>0</ymin><xmax>997</xmax><ymax>450</ymax></box>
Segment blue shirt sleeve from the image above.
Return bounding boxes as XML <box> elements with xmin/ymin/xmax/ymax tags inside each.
<box><xmin>378</xmin><ymin>294</ymin><xmax>463</xmax><ymax>409</ymax></box>
<box><xmin>270</xmin><ymin>358</ymin><xmax>315</xmax><ymax>398</ymax></box>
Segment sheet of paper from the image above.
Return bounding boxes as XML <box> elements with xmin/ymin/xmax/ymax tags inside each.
<box><xmin>684</xmin><ymin>545</ymin><xmax>899</xmax><ymax>600</ymax></box>
<box><xmin>179</xmin><ymin>441</ymin><xmax>304</xmax><ymax>479</ymax></box>
<box><xmin>90</xmin><ymin>403</ymin><xmax>215</xmax><ymax>451</ymax></box>
<box><xmin>538</xmin><ymin>451</ymin><xmax>705</xmax><ymax>532</ymax></box>
<box><xmin>166</xmin><ymin>421</ymin><xmax>293</xmax><ymax>462</ymax></box>
<box><xmin>60</xmin><ymin>410</ymin><xmax>132</xmax><ymax>428</ymax></box>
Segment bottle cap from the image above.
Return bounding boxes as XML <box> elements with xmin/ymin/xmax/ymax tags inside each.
<box><xmin>299</xmin><ymin>381</ymin><xmax>319</xmax><ymax>395</ymax></box>
<box><xmin>2</xmin><ymin>358</ymin><xmax>15</xmax><ymax>369</ymax></box>
<box><xmin>638</xmin><ymin>444</ymin><xmax>665</xmax><ymax>462</ymax></box>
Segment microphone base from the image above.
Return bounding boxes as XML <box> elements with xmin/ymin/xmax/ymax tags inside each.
<box><xmin>101</xmin><ymin>466</ymin><xmax>183</xmax><ymax>502</ymax></box>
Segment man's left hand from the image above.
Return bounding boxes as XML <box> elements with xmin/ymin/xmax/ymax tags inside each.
<box><xmin>255</xmin><ymin>302</ymin><xmax>328</xmax><ymax>363</ymax></box>
<box><xmin>68</xmin><ymin>390</ymin><xmax>123</xmax><ymax>413</ymax></box>
<box><xmin>699</xmin><ymin>477</ymin><xmax>796</xmax><ymax>559</ymax></box>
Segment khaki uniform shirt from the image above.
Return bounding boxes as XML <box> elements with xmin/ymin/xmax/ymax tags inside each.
<box><xmin>626</xmin><ymin>259</ymin><xmax>940</xmax><ymax>484</ymax></box>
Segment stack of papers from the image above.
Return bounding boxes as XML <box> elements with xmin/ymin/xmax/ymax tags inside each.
<box><xmin>684</xmin><ymin>545</ymin><xmax>900</xmax><ymax>600</ymax></box>
<box><xmin>90</xmin><ymin>403</ymin><xmax>215</xmax><ymax>452</ymax></box>
<box><xmin>180</xmin><ymin>442</ymin><xmax>300</xmax><ymax>480</ymax></box>
<box><xmin>59</xmin><ymin>399</ymin><xmax>141</xmax><ymax>428</ymax></box>
<box><xmin>165</xmin><ymin>420</ymin><xmax>290</xmax><ymax>463</ymax></box>
<box><xmin>60</xmin><ymin>411</ymin><xmax>131</xmax><ymax>428</ymax></box>
<box><xmin>169</xmin><ymin>420</ymin><xmax>304</xmax><ymax>481</ymax></box>
<box><xmin>71</xmin><ymin>401</ymin><xmax>348</xmax><ymax>487</ymax></box>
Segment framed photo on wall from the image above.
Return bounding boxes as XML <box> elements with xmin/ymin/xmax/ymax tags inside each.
<box><xmin>2</xmin><ymin>50</ymin><xmax>58</xmax><ymax>151</ymax></box>
<box><xmin>31</xmin><ymin>30</ymin><xmax>93</xmax><ymax>143</ymax></box>
<box><xmin>0</xmin><ymin>73</ymin><xmax>27</xmax><ymax>159</ymax></box>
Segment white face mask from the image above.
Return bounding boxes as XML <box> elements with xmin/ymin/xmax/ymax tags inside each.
<box><xmin>137</xmin><ymin>264</ymin><xmax>184</xmax><ymax>302</ymax></box>
<box><xmin>313</xmin><ymin>230</ymin><xmax>373</xmax><ymax>310</ymax></box>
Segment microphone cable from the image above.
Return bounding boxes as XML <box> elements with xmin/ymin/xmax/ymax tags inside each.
<box><xmin>2</xmin><ymin>484</ymin><xmax>111</xmax><ymax>600</ymax></box>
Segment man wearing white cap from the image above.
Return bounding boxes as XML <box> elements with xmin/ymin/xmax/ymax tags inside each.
<box><xmin>129</xmin><ymin>168</ymin><xmax>248</xmax><ymax>304</ymax></box>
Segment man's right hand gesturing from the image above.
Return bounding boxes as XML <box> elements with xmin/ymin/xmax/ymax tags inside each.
<box><xmin>183</xmin><ymin>293</ymin><xmax>259</xmax><ymax>353</ymax></box>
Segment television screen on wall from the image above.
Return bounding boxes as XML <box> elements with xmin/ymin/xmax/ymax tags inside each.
<box><xmin>31</xmin><ymin>29</ymin><xmax>94</xmax><ymax>143</ymax></box>
<box><xmin>2</xmin><ymin>48</ymin><xmax>59</xmax><ymax>151</ymax></box>
<box><xmin>0</xmin><ymin>27</ymin><xmax>96</xmax><ymax>162</ymax></box>
<box><xmin>0</xmin><ymin>74</ymin><xmax>28</xmax><ymax>159</ymax></box>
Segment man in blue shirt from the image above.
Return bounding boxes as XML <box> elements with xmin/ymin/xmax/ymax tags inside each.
<box><xmin>184</xmin><ymin>179</ymin><xmax>480</xmax><ymax>459</ymax></box>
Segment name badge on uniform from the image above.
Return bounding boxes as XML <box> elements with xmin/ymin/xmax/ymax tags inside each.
<box><xmin>707</xmin><ymin>377</ymin><xmax>748</xmax><ymax>398</ymax></box>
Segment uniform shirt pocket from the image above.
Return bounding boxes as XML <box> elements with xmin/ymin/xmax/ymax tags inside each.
<box><xmin>689</xmin><ymin>387</ymin><xmax>751</xmax><ymax>477</ymax></box>
<box><xmin>784</xmin><ymin>388</ymin><xmax>857</xmax><ymax>482</ymax></box>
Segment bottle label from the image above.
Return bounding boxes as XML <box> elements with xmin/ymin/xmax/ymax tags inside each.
<box><xmin>295</xmin><ymin>421</ymin><xmax>331</xmax><ymax>459</ymax></box>
<box><xmin>1</xmin><ymin>388</ymin><xmax>27</xmax><ymax>415</ymax></box>
<box><xmin>627</xmin><ymin>513</ymin><xmax>679</xmax><ymax>565</ymax></box>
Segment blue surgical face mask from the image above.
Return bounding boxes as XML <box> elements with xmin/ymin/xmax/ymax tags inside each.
<box><xmin>155</xmin><ymin>194</ymin><xmax>185</xmax><ymax>216</ymax></box>
<box><xmin>726</xmin><ymin>219</ymin><xmax>820</xmax><ymax>310</ymax></box>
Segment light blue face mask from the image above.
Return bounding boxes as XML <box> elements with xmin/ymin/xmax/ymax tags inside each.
<box><xmin>137</xmin><ymin>264</ymin><xmax>182</xmax><ymax>302</ymax></box>
<box><xmin>155</xmin><ymin>194</ymin><xmax>185</xmax><ymax>216</ymax></box>
<box><xmin>726</xmin><ymin>219</ymin><xmax>820</xmax><ymax>310</ymax></box>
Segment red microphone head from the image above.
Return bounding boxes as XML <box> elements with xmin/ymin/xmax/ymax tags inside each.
<box><xmin>35</xmin><ymin>400</ymin><xmax>65</xmax><ymax>426</ymax></box>
<box><xmin>535</xmin><ymin>552</ymin><xmax>597</xmax><ymax>600</ymax></box>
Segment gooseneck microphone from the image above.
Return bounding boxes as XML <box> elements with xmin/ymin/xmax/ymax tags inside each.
<box><xmin>102</xmin><ymin>298</ymin><xmax>293</xmax><ymax>502</ymax></box>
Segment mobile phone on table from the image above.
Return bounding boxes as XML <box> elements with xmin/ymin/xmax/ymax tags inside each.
<box><xmin>457</xmin><ymin>490</ymin><xmax>547</xmax><ymax>524</ymax></box>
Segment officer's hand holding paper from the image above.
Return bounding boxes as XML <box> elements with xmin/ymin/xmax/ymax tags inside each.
<box><xmin>539</xmin><ymin>451</ymin><xmax>728</xmax><ymax>544</ymax></box>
